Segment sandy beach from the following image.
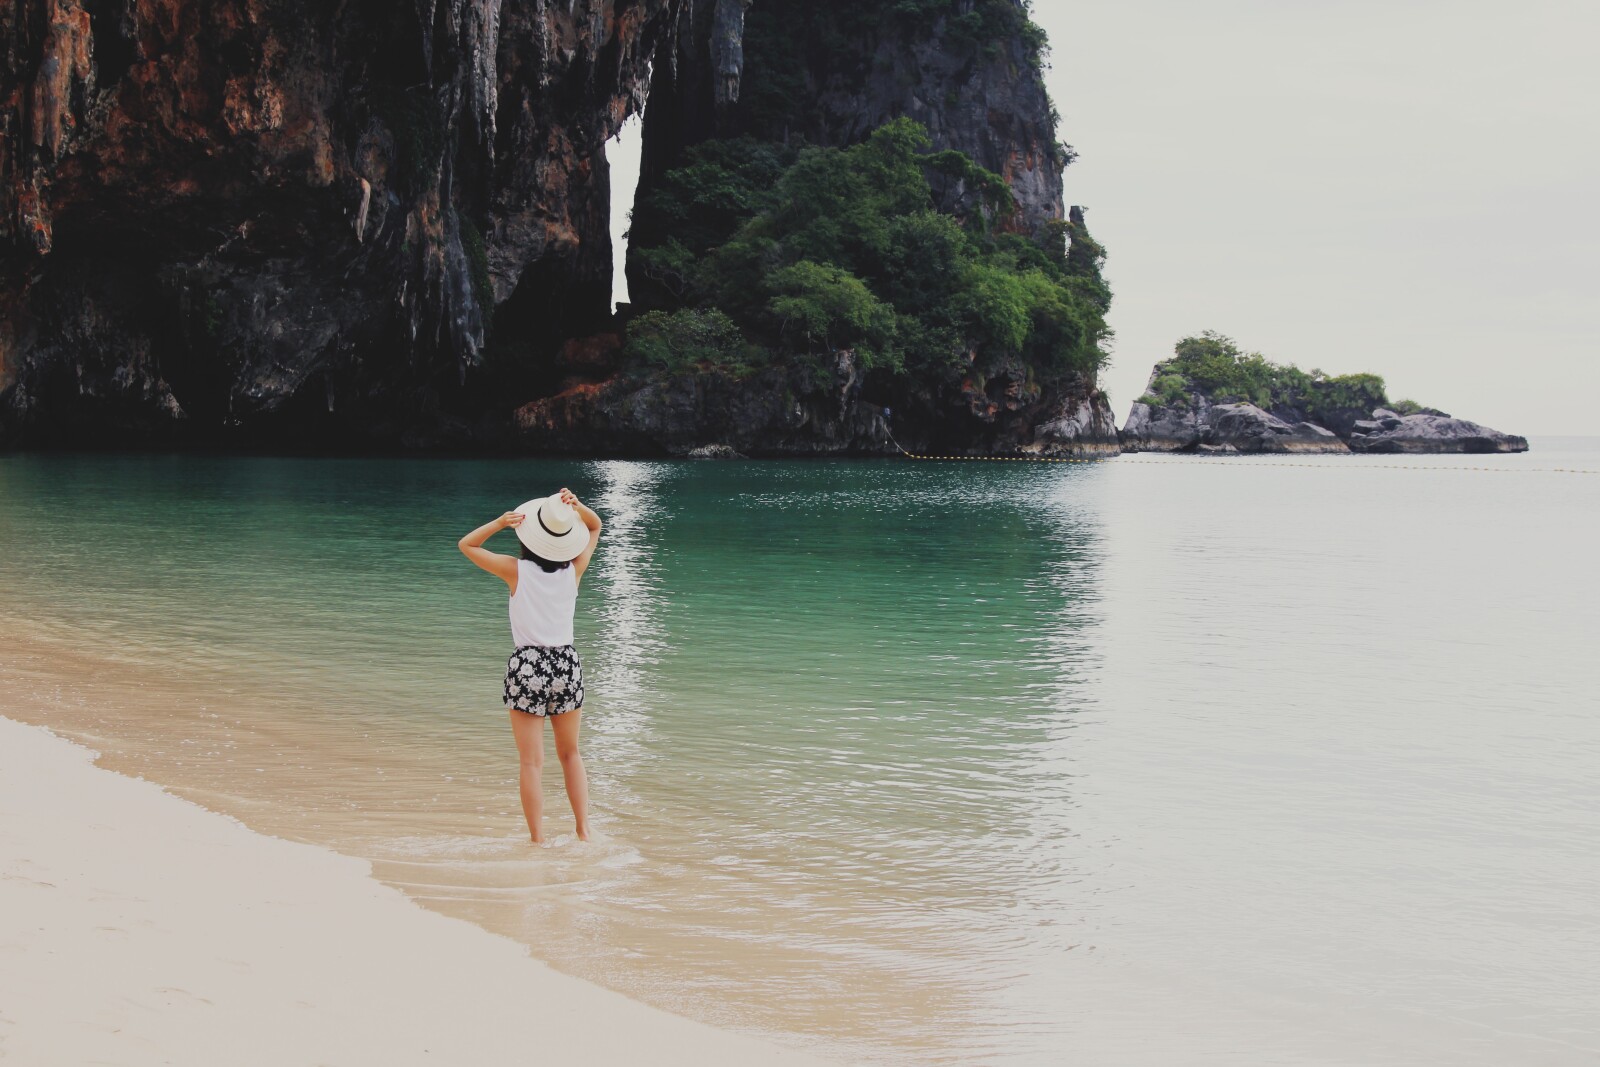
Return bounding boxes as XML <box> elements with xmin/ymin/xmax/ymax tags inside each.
<box><xmin>0</xmin><ymin>714</ymin><xmax>836</xmax><ymax>1066</ymax></box>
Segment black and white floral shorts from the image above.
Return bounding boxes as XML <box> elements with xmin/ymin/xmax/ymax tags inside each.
<box><xmin>504</xmin><ymin>644</ymin><xmax>585</xmax><ymax>717</ymax></box>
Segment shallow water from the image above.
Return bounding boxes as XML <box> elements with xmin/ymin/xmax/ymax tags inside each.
<box><xmin>2</xmin><ymin>443</ymin><xmax>1597</xmax><ymax>1064</ymax></box>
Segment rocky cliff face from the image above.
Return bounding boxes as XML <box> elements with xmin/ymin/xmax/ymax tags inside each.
<box><xmin>2</xmin><ymin>0</ymin><xmax>1109</xmax><ymax>455</ymax></box>
<box><xmin>1</xmin><ymin>0</ymin><xmax>677</xmax><ymax>446</ymax></box>
<box><xmin>513</xmin><ymin>342</ymin><xmax>1120</xmax><ymax>457</ymax></box>
<box><xmin>632</xmin><ymin>0</ymin><xmax>1065</xmax><ymax>242</ymax></box>
<box><xmin>576</xmin><ymin>0</ymin><xmax>1116</xmax><ymax>458</ymax></box>
<box><xmin>515</xmin><ymin>346</ymin><xmax>893</xmax><ymax>456</ymax></box>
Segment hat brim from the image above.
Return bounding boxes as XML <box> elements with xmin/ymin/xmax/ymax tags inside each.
<box><xmin>512</xmin><ymin>498</ymin><xmax>589</xmax><ymax>562</ymax></box>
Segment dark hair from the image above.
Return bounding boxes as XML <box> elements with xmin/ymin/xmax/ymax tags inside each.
<box><xmin>520</xmin><ymin>544</ymin><xmax>572</xmax><ymax>571</ymax></box>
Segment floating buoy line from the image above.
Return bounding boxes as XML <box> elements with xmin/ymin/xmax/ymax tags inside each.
<box><xmin>884</xmin><ymin>431</ymin><xmax>1598</xmax><ymax>474</ymax></box>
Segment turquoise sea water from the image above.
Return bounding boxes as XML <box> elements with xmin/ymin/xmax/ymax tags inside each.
<box><xmin>1</xmin><ymin>443</ymin><xmax>1597</xmax><ymax>1064</ymax></box>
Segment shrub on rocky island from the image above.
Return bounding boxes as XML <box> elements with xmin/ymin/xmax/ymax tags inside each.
<box><xmin>1138</xmin><ymin>331</ymin><xmax>1417</xmax><ymax>429</ymax></box>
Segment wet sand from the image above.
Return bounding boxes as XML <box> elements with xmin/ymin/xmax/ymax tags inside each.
<box><xmin>0</xmin><ymin>714</ymin><xmax>837</xmax><ymax>1066</ymax></box>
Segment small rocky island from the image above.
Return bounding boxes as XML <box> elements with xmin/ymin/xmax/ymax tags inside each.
<box><xmin>1121</xmin><ymin>333</ymin><xmax>1528</xmax><ymax>455</ymax></box>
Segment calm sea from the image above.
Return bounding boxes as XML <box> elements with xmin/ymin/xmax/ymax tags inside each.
<box><xmin>1</xmin><ymin>442</ymin><xmax>1596</xmax><ymax>1065</ymax></box>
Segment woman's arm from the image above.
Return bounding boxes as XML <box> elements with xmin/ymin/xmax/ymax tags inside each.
<box><xmin>559</xmin><ymin>488</ymin><xmax>603</xmax><ymax>583</ymax></box>
<box><xmin>458</xmin><ymin>512</ymin><xmax>523</xmax><ymax>590</ymax></box>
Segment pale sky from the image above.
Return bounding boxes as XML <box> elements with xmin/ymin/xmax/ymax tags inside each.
<box><xmin>612</xmin><ymin>0</ymin><xmax>1599</xmax><ymax>434</ymax></box>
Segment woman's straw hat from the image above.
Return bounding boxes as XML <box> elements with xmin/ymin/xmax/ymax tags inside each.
<box><xmin>513</xmin><ymin>495</ymin><xmax>589</xmax><ymax>562</ymax></box>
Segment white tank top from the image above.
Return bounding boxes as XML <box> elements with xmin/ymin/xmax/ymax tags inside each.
<box><xmin>508</xmin><ymin>560</ymin><xmax>577</xmax><ymax>648</ymax></box>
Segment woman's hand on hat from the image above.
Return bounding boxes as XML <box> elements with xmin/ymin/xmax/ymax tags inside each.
<box><xmin>497</xmin><ymin>511</ymin><xmax>525</xmax><ymax>529</ymax></box>
<box><xmin>560</xmin><ymin>489</ymin><xmax>602</xmax><ymax>536</ymax></box>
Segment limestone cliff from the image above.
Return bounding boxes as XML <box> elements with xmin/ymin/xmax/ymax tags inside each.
<box><xmin>585</xmin><ymin>0</ymin><xmax>1116</xmax><ymax>458</ymax></box>
<box><xmin>1</xmin><ymin>0</ymin><xmax>1111</xmax><ymax>455</ymax></box>
<box><xmin>1</xmin><ymin>0</ymin><xmax>676</xmax><ymax>446</ymax></box>
<box><xmin>632</xmin><ymin>0</ymin><xmax>1066</xmax><ymax>243</ymax></box>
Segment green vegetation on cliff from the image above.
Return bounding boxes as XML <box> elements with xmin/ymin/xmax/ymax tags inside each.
<box><xmin>626</xmin><ymin>119</ymin><xmax>1110</xmax><ymax>385</ymax></box>
<box><xmin>1139</xmin><ymin>332</ymin><xmax>1437</xmax><ymax>426</ymax></box>
<box><xmin>624</xmin><ymin>308</ymin><xmax>762</xmax><ymax>375</ymax></box>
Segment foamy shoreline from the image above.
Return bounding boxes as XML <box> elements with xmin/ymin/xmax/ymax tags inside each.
<box><xmin>0</xmin><ymin>715</ymin><xmax>837</xmax><ymax>1066</ymax></box>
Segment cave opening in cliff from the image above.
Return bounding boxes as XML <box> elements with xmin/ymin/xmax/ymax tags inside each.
<box><xmin>608</xmin><ymin>113</ymin><xmax>645</xmax><ymax>315</ymax></box>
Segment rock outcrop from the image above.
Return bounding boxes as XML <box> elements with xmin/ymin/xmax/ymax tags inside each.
<box><xmin>1348</xmin><ymin>408</ymin><xmax>1528</xmax><ymax>454</ymax></box>
<box><xmin>1022</xmin><ymin>386</ymin><xmax>1121</xmax><ymax>457</ymax></box>
<box><xmin>1121</xmin><ymin>372</ymin><xmax>1349</xmax><ymax>454</ymax></box>
<box><xmin>1122</xmin><ymin>371</ymin><xmax>1526</xmax><ymax>455</ymax></box>
<box><xmin>684</xmin><ymin>443</ymin><xmax>745</xmax><ymax>459</ymax></box>
<box><xmin>515</xmin><ymin>362</ymin><xmax>892</xmax><ymax>457</ymax></box>
<box><xmin>515</xmin><ymin>346</ymin><xmax>1120</xmax><ymax>457</ymax></box>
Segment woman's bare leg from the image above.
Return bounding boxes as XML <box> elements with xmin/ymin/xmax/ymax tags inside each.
<box><xmin>508</xmin><ymin>709</ymin><xmax>546</xmax><ymax>844</ymax></box>
<box><xmin>550</xmin><ymin>709</ymin><xmax>590</xmax><ymax>841</ymax></box>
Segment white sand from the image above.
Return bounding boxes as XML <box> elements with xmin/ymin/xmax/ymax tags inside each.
<box><xmin>0</xmin><ymin>715</ymin><xmax>837</xmax><ymax>1066</ymax></box>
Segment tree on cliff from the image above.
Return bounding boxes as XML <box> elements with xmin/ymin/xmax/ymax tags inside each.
<box><xmin>626</xmin><ymin>118</ymin><xmax>1110</xmax><ymax>388</ymax></box>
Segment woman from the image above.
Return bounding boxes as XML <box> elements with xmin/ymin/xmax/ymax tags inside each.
<box><xmin>458</xmin><ymin>488</ymin><xmax>603</xmax><ymax>844</ymax></box>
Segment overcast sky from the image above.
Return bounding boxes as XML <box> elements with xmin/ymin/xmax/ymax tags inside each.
<box><xmin>612</xmin><ymin>0</ymin><xmax>1598</xmax><ymax>434</ymax></box>
<box><xmin>1035</xmin><ymin>0</ymin><xmax>1597</xmax><ymax>434</ymax></box>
